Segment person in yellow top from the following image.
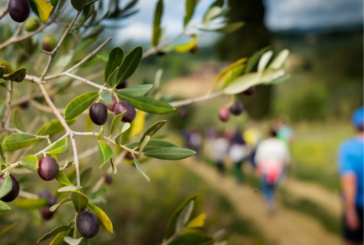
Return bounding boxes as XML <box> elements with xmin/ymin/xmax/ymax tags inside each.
<box><xmin>243</xmin><ymin>126</ymin><xmax>263</xmax><ymax>169</ymax></box>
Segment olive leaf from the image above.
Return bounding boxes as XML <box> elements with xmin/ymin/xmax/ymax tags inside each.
<box><xmin>186</xmin><ymin>213</ymin><xmax>206</xmax><ymax>228</ymax></box>
<box><xmin>116</xmin><ymin>46</ymin><xmax>143</xmax><ymax>85</ymax></box>
<box><xmin>31</xmin><ymin>0</ymin><xmax>54</xmax><ymax>22</ymax></box>
<box><xmin>136</xmin><ymin>120</ymin><xmax>166</xmax><ymax>149</ymax></box>
<box><xmin>47</xmin><ymin>138</ymin><xmax>68</xmax><ymax>155</ymax></box>
<box><xmin>58</xmin><ymin>186</ymin><xmax>82</xmax><ymax>193</ymax></box>
<box><xmin>97</xmin><ymin>140</ymin><xmax>113</xmax><ymax>168</ymax></box>
<box><xmin>12</xmin><ymin>108</ymin><xmax>25</xmax><ymax>132</ymax></box>
<box><xmin>169</xmin><ymin>229</ymin><xmax>213</xmax><ymax>245</ymax></box>
<box><xmin>4</xmin><ymin>134</ymin><xmax>38</xmax><ymax>151</ymax></box>
<box><xmin>36</xmin><ymin>119</ymin><xmax>76</xmax><ymax>136</ymax></box>
<box><xmin>50</xmin><ymin>197</ymin><xmax>72</xmax><ymax>212</ymax></box>
<box><xmin>152</xmin><ymin>0</ymin><xmax>163</xmax><ymax>47</ymax></box>
<box><xmin>64</xmin><ymin>237</ymin><xmax>83</xmax><ymax>245</ymax></box>
<box><xmin>13</xmin><ymin>198</ymin><xmax>48</xmax><ymax>209</ymax></box>
<box><xmin>223</xmin><ymin>73</ymin><xmax>261</xmax><ymax>95</ymax></box>
<box><xmin>126</xmin><ymin>139</ymin><xmax>178</xmax><ymax>152</ymax></box>
<box><xmin>133</xmin><ymin>155</ymin><xmax>150</xmax><ymax>182</ymax></box>
<box><xmin>71</xmin><ymin>192</ymin><xmax>88</xmax><ymax>213</ymax></box>
<box><xmin>97</xmin><ymin>126</ymin><xmax>104</xmax><ymax>140</ymax></box>
<box><xmin>144</xmin><ymin>147</ymin><xmax>195</xmax><ymax>160</ymax></box>
<box><xmin>116</xmin><ymin>92</ymin><xmax>175</xmax><ymax>114</ymax></box>
<box><xmin>105</xmin><ymin>47</ymin><xmax>124</xmax><ymax>84</ymax></box>
<box><xmin>0</xmin><ymin>201</ymin><xmax>10</xmax><ymax>212</ymax></box>
<box><xmin>71</xmin><ymin>0</ymin><xmax>87</xmax><ymax>11</ymax></box>
<box><xmin>117</xmin><ymin>84</ymin><xmax>153</xmax><ymax>96</ymax></box>
<box><xmin>37</xmin><ymin>225</ymin><xmax>72</xmax><ymax>243</ymax></box>
<box><xmin>55</xmin><ymin>171</ymin><xmax>73</xmax><ymax>186</ymax></box>
<box><xmin>21</xmin><ymin>155</ymin><xmax>38</xmax><ymax>172</ymax></box>
<box><xmin>87</xmin><ymin>203</ymin><xmax>113</xmax><ymax>233</ymax></box>
<box><xmin>8</xmin><ymin>68</ymin><xmax>26</xmax><ymax>82</ymax></box>
<box><xmin>0</xmin><ymin>175</ymin><xmax>12</xmax><ymax>199</ymax></box>
<box><xmin>64</xmin><ymin>92</ymin><xmax>99</xmax><ymax>120</ymax></box>
<box><xmin>110</xmin><ymin>111</ymin><xmax>125</xmax><ymax>135</ymax></box>
<box><xmin>184</xmin><ymin>0</ymin><xmax>198</xmax><ymax>27</ymax></box>
<box><xmin>100</xmin><ymin>91</ymin><xmax>112</xmax><ymax>105</ymax></box>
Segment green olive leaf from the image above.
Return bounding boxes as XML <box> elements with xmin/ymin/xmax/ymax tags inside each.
<box><xmin>47</xmin><ymin>138</ymin><xmax>68</xmax><ymax>155</ymax></box>
<box><xmin>97</xmin><ymin>126</ymin><xmax>104</xmax><ymax>140</ymax></box>
<box><xmin>64</xmin><ymin>92</ymin><xmax>99</xmax><ymax>120</ymax></box>
<box><xmin>184</xmin><ymin>0</ymin><xmax>198</xmax><ymax>27</ymax></box>
<box><xmin>55</xmin><ymin>171</ymin><xmax>73</xmax><ymax>186</ymax></box>
<box><xmin>12</xmin><ymin>107</ymin><xmax>25</xmax><ymax>132</ymax></box>
<box><xmin>63</xmin><ymin>237</ymin><xmax>83</xmax><ymax>245</ymax></box>
<box><xmin>116</xmin><ymin>92</ymin><xmax>175</xmax><ymax>114</ymax></box>
<box><xmin>4</xmin><ymin>133</ymin><xmax>38</xmax><ymax>150</ymax></box>
<box><xmin>116</xmin><ymin>84</ymin><xmax>153</xmax><ymax>96</ymax></box>
<box><xmin>8</xmin><ymin>67</ymin><xmax>26</xmax><ymax>82</ymax></box>
<box><xmin>71</xmin><ymin>0</ymin><xmax>87</xmax><ymax>11</ymax></box>
<box><xmin>133</xmin><ymin>155</ymin><xmax>150</xmax><ymax>182</ymax></box>
<box><xmin>0</xmin><ymin>201</ymin><xmax>10</xmax><ymax>212</ymax></box>
<box><xmin>110</xmin><ymin>111</ymin><xmax>125</xmax><ymax>135</ymax></box>
<box><xmin>87</xmin><ymin>203</ymin><xmax>113</xmax><ymax>233</ymax></box>
<box><xmin>143</xmin><ymin>147</ymin><xmax>195</xmax><ymax>160</ymax></box>
<box><xmin>50</xmin><ymin>197</ymin><xmax>72</xmax><ymax>212</ymax></box>
<box><xmin>152</xmin><ymin>0</ymin><xmax>163</xmax><ymax>47</ymax></box>
<box><xmin>21</xmin><ymin>155</ymin><xmax>38</xmax><ymax>172</ymax></box>
<box><xmin>169</xmin><ymin>229</ymin><xmax>213</xmax><ymax>245</ymax></box>
<box><xmin>58</xmin><ymin>186</ymin><xmax>82</xmax><ymax>193</ymax></box>
<box><xmin>116</xmin><ymin>46</ymin><xmax>143</xmax><ymax>85</ymax></box>
<box><xmin>97</xmin><ymin>140</ymin><xmax>113</xmax><ymax>169</ymax></box>
<box><xmin>71</xmin><ymin>192</ymin><xmax>88</xmax><ymax>213</ymax></box>
<box><xmin>164</xmin><ymin>195</ymin><xmax>196</xmax><ymax>239</ymax></box>
<box><xmin>13</xmin><ymin>198</ymin><xmax>48</xmax><ymax>209</ymax></box>
<box><xmin>0</xmin><ymin>175</ymin><xmax>12</xmax><ymax>199</ymax></box>
<box><xmin>136</xmin><ymin>120</ymin><xmax>166</xmax><ymax>149</ymax></box>
<box><xmin>223</xmin><ymin>73</ymin><xmax>261</xmax><ymax>95</ymax></box>
<box><xmin>126</xmin><ymin>139</ymin><xmax>178</xmax><ymax>152</ymax></box>
<box><xmin>105</xmin><ymin>47</ymin><xmax>124</xmax><ymax>84</ymax></box>
<box><xmin>37</xmin><ymin>225</ymin><xmax>72</xmax><ymax>243</ymax></box>
<box><xmin>49</xmin><ymin>221</ymin><xmax>75</xmax><ymax>245</ymax></box>
<box><xmin>100</xmin><ymin>91</ymin><xmax>112</xmax><ymax>105</ymax></box>
<box><xmin>36</xmin><ymin>119</ymin><xmax>76</xmax><ymax>136</ymax></box>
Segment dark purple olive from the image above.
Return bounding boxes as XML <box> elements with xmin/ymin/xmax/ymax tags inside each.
<box><xmin>89</xmin><ymin>103</ymin><xmax>108</xmax><ymax>125</ymax></box>
<box><xmin>218</xmin><ymin>107</ymin><xmax>230</xmax><ymax>122</ymax></box>
<box><xmin>104</xmin><ymin>174</ymin><xmax>112</xmax><ymax>185</ymax></box>
<box><xmin>77</xmin><ymin>210</ymin><xmax>100</xmax><ymax>239</ymax></box>
<box><xmin>125</xmin><ymin>152</ymin><xmax>139</xmax><ymax>160</ymax></box>
<box><xmin>190</xmin><ymin>45</ymin><xmax>198</xmax><ymax>54</ymax></box>
<box><xmin>106</xmin><ymin>96</ymin><xmax>117</xmax><ymax>112</ymax></box>
<box><xmin>116</xmin><ymin>81</ymin><xmax>127</xmax><ymax>90</ymax></box>
<box><xmin>114</xmin><ymin>101</ymin><xmax>136</xmax><ymax>123</ymax></box>
<box><xmin>229</xmin><ymin>101</ymin><xmax>244</xmax><ymax>116</ymax></box>
<box><xmin>156</xmin><ymin>51</ymin><xmax>166</xmax><ymax>57</ymax></box>
<box><xmin>8</xmin><ymin>0</ymin><xmax>30</xmax><ymax>23</ymax></box>
<box><xmin>41</xmin><ymin>207</ymin><xmax>54</xmax><ymax>220</ymax></box>
<box><xmin>39</xmin><ymin>190</ymin><xmax>57</xmax><ymax>206</ymax></box>
<box><xmin>243</xmin><ymin>87</ymin><xmax>255</xmax><ymax>96</ymax></box>
<box><xmin>19</xmin><ymin>101</ymin><xmax>29</xmax><ymax>109</ymax></box>
<box><xmin>0</xmin><ymin>174</ymin><xmax>19</xmax><ymax>202</ymax></box>
<box><xmin>179</xmin><ymin>106</ymin><xmax>188</xmax><ymax>118</ymax></box>
<box><xmin>38</xmin><ymin>156</ymin><xmax>59</xmax><ymax>181</ymax></box>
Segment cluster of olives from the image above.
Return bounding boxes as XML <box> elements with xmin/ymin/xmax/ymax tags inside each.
<box><xmin>38</xmin><ymin>190</ymin><xmax>57</xmax><ymax>220</ymax></box>
<box><xmin>218</xmin><ymin>87</ymin><xmax>255</xmax><ymax>122</ymax></box>
<box><xmin>89</xmin><ymin>82</ymin><xmax>136</xmax><ymax>126</ymax></box>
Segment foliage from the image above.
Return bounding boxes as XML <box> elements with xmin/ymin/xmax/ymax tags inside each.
<box><xmin>0</xmin><ymin>0</ymin><xmax>289</xmax><ymax>244</ymax></box>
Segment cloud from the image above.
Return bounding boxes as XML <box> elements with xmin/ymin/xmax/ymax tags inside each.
<box><xmin>264</xmin><ymin>0</ymin><xmax>363</xmax><ymax>30</ymax></box>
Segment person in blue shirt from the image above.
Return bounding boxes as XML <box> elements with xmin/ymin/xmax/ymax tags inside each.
<box><xmin>338</xmin><ymin>106</ymin><xmax>364</xmax><ymax>245</ymax></box>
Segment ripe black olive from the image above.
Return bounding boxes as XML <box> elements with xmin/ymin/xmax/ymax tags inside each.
<box><xmin>89</xmin><ymin>103</ymin><xmax>108</xmax><ymax>125</ymax></box>
<box><xmin>38</xmin><ymin>156</ymin><xmax>59</xmax><ymax>181</ymax></box>
<box><xmin>229</xmin><ymin>101</ymin><xmax>244</xmax><ymax>116</ymax></box>
<box><xmin>114</xmin><ymin>101</ymin><xmax>136</xmax><ymax>123</ymax></box>
<box><xmin>116</xmin><ymin>81</ymin><xmax>127</xmax><ymax>90</ymax></box>
<box><xmin>8</xmin><ymin>0</ymin><xmax>30</xmax><ymax>23</ymax></box>
<box><xmin>243</xmin><ymin>87</ymin><xmax>255</xmax><ymax>96</ymax></box>
<box><xmin>77</xmin><ymin>210</ymin><xmax>100</xmax><ymax>239</ymax></box>
<box><xmin>41</xmin><ymin>207</ymin><xmax>54</xmax><ymax>220</ymax></box>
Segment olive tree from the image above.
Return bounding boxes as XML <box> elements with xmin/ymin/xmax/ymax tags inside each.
<box><xmin>0</xmin><ymin>0</ymin><xmax>289</xmax><ymax>244</ymax></box>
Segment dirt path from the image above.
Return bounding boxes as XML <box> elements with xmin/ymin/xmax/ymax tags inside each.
<box><xmin>285</xmin><ymin>178</ymin><xmax>341</xmax><ymax>216</ymax></box>
<box><xmin>183</xmin><ymin>161</ymin><xmax>342</xmax><ymax>245</ymax></box>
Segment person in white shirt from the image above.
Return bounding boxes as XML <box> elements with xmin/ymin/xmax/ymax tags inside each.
<box><xmin>255</xmin><ymin>129</ymin><xmax>290</xmax><ymax>212</ymax></box>
<box><xmin>229</xmin><ymin>130</ymin><xmax>248</xmax><ymax>183</ymax></box>
<box><xmin>210</xmin><ymin>131</ymin><xmax>230</xmax><ymax>175</ymax></box>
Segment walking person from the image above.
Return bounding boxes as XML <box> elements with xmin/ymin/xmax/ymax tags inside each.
<box><xmin>338</xmin><ymin>107</ymin><xmax>364</xmax><ymax>245</ymax></box>
<box><xmin>229</xmin><ymin>130</ymin><xmax>248</xmax><ymax>183</ymax></box>
<box><xmin>210</xmin><ymin>130</ymin><xmax>229</xmax><ymax>175</ymax></box>
<box><xmin>255</xmin><ymin>128</ymin><xmax>290</xmax><ymax>213</ymax></box>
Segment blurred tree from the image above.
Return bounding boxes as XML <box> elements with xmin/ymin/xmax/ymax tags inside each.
<box><xmin>216</xmin><ymin>0</ymin><xmax>272</xmax><ymax>119</ymax></box>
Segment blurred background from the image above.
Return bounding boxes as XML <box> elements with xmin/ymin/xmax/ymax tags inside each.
<box><xmin>0</xmin><ymin>0</ymin><xmax>363</xmax><ymax>244</ymax></box>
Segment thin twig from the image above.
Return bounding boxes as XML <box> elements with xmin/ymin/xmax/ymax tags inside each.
<box><xmin>170</xmin><ymin>91</ymin><xmax>224</xmax><ymax>108</ymax></box>
<box><xmin>0</xmin><ymin>25</ymin><xmax>48</xmax><ymax>50</ymax></box>
<box><xmin>0</xmin><ymin>5</ymin><xmax>8</xmax><ymax>20</ymax></box>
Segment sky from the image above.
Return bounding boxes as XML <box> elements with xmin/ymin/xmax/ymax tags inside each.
<box><xmin>117</xmin><ymin>0</ymin><xmax>364</xmax><ymax>42</ymax></box>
